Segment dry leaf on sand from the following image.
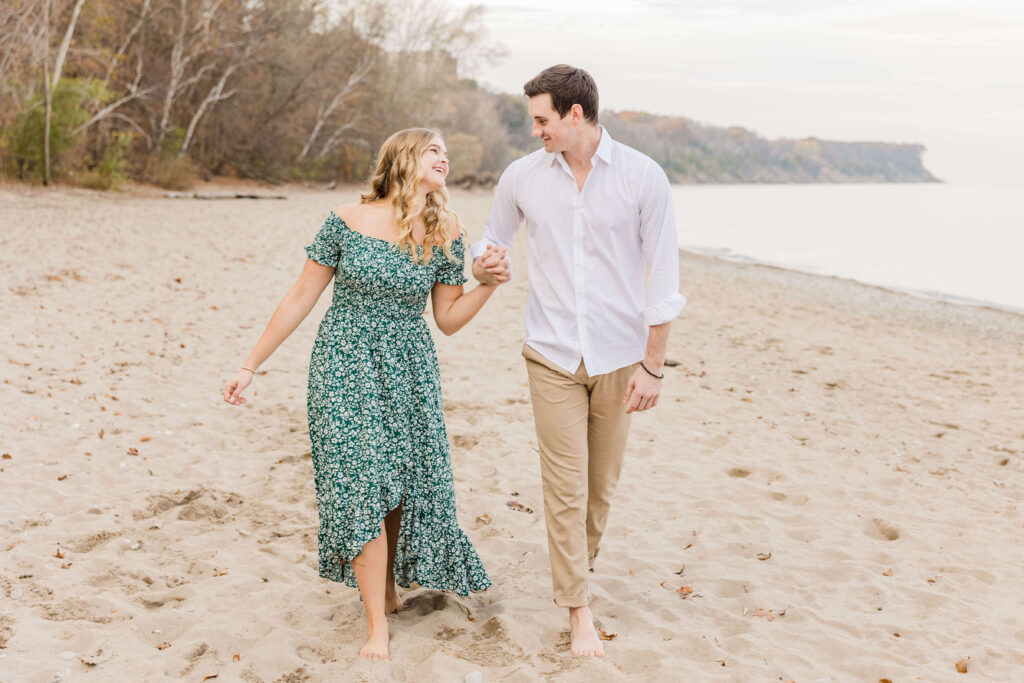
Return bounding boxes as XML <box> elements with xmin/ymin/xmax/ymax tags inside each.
<box><xmin>598</xmin><ymin>629</ymin><xmax>617</xmax><ymax>641</ymax></box>
<box><xmin>753</xmin><ymin>608</ymin><xmax>787</xmax><ymax>621</ymax></box>
<box><xmin>506</xmin><ymin>500</ymin><xmax>533</xmax><ymax>514</ymax></box>
<box><xmin>677</xmin><ymin>586</ymin><xmax>694</xmax><ymax>599</ymax></box>
<box><xmin>157</xmin><ymin>642</ymin><xmax>171</xmax><ymax>650</ymax></box>
<box><xmin>955</xmin><ymin>658</ymin><xmax>969</xmax><ymax>674</ymax></box>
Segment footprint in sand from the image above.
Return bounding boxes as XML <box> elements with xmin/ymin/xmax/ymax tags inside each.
<box><xmin>272</xmin><ymin>667</ymin><xmax>312</xmax><ymax>682</ymax></box>
<box><xmin>0</xmin><ymin>615</ymin><xmax>14</xmax><ymax>648</ymax></box>
<box><xmin>452</xmin><ymin>433</ymin><xmax>480</xmax><ymax>449</ymax></box>
<box><xmin>296</xmin><ymin>644</ymin><xmax>330</xmax><ymax>664</ymax></box>
<box><xmin>66</xmin><ymin>530</ymin><xmax>118</xmax><ymax>553</ymax></box>
<box><xmin>404</xmin><ymin>590</ymin><xmax>461</xmax><ymax>617</ymax></box>
<box><xmin>866</xmin><ymin>518</ymin><xmax>900</xmax><ymax>541</ymax></box>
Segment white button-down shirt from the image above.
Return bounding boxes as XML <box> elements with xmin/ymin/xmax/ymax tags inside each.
<box><xmin>471</xmin><ymin>127</ymin><xmax>686</xmax><ymax>376</ymax></box>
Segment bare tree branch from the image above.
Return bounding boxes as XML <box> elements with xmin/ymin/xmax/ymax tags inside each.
<box><xmin>104</xmin><ymin>0</ymin><xmax>151</xmax><ymax>84</ymax></box>
<box><xmin>297</xmin><ymin>53</ymin><xmax>373</xmax><ymax>162</ymax></box>
<box><xmin>178</xmin><ymin>56</ymin><xmax>243</xmax><ymax>156</ymax></box>
<box><xmin>51</xmin><ymin>0</ymin><xmax>87</xmax><ymax>90</ymax></box>
<box><xmin>76</xmin><ymin>58</ymin><xmax>156</xmax><ymax>134</ymax></box>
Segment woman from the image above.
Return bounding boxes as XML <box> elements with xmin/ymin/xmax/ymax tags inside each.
<box><xmin>222</xmin><ymin>128</ymin><xmax>510</xmax><ymax>661</ymax></box>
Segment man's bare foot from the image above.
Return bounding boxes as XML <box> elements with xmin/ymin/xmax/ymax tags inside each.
<box><xmin>359</xmin><ymin>624</ymin><xmax>390</xmax><ymax>661</ymax></box>
<box><xmin>385</xmin><ymin>584</ymin><xmax>404</xmax><ymax>614</ymax></box>
<box><xmin>569</xmin><ymin>606</ymin><xmax>605</xmax><ymax>657</ymax></box>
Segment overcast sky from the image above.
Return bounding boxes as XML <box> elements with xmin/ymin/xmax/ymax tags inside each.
<box><xmin>453</xmin><ymin>0</ymin><xmax>1024</xmax><ymax>186</ymax></box>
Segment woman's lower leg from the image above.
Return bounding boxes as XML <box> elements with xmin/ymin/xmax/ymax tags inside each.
<box><xmin>351</xmin><ymin>523</ymin><xmax>390</xmax><ymax>660</ymax></box>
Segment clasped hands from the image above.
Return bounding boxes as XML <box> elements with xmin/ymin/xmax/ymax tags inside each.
<box><xmin>472</xmin><ymin>245</ymin><xmax>511</xmax><ymax>285</ymax></box>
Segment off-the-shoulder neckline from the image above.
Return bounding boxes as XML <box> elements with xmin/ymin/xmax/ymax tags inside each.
<box><xmin>329</xmin><ymin>211</ymin><xmax>463</xmax><ymax>248</ymax></box>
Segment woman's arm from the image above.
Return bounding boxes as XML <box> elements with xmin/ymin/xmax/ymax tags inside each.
<box><xmin>430</xmin><ymin>280</ymin><xmax>500</xmax><ymax>336</ymax></box>
<box><xmin>223</xmin><ymin>259</ymin><xmax>335</xmax><ymax>404</ymax></box>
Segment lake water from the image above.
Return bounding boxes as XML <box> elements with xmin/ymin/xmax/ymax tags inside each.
<box><xmin>672</xmin><ymin>183</ymin><xmax>1024</xmax><ymax>313</ymax></box>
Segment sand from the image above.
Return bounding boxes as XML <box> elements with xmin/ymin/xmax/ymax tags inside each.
<box><xmin>1</xmin><ymin>180</ymin><xmax>1023</xmax><ymax>682</ymax></box>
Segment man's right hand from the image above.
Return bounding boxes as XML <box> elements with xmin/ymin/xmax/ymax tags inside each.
<box><xmin>472</xmin><ymin>245</ymin><xmax>511</xmax><ymax>285</ymax></box>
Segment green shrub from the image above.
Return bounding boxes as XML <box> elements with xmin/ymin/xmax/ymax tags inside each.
<box><xmin>78</xmin><ymin>131</ymin><xmax>132</xmax><ymax>190</ymax></box>
<box><xmin>4</xmin><ymin>78</ymin><xmax>101</xmax><ymax>181</ymax></box>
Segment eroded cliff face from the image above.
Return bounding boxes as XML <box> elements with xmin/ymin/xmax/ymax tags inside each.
<box><xmin>603</xmin><ymin>111</ymin><xmax>938</xmax><ymax>184</ymax></box>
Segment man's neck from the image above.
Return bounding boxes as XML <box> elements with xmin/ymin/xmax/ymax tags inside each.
<box><xmin>560</xmin><ymin>124</ymin><xmax>602</xmax><ymax>171</ymax></box>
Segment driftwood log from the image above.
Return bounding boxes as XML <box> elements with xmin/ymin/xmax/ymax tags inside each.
<box><xmin>165</xmin><ymin>192</ymin><xmax>287</xmax><ymax>200</ymax></box>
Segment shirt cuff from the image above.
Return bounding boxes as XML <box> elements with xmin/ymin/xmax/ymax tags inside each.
<box><xmin>469</xmin><ymin>238</ymin><xmax>488</xmax><ymax>261</ymax></box>
<box><xmin>643</xmin><ymin>292</ymin><xmax>687</xmax><ymax>326</ymax></box>
<box><xmin>468</xmin><ymin>237</ymin><xmax>514</xmax><ymax>282</ymax></box>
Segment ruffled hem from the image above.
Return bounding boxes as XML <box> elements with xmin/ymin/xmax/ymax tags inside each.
<box><xmin>304</xmin><ymin>243</ymin><xmax>338</xmax><ymax>268</ymax></box>
<box><xmin>316</xmin><ymin>496</ymin><xmax>491</xmax><ymax>596</ymax></box>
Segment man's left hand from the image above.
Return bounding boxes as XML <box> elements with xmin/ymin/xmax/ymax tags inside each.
<box><xmin>623</xmin><ymin>365</ymin><xmax>662</xmax><ymax>413</ymax></box>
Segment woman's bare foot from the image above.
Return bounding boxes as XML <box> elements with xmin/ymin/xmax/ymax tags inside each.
<box><xmin>568</xmin><ymin>605</ymin><xmax>605</xmax><ymax>657</ymax></box>
<box><xmin>384</xmin><ymin>584</ymin><xmax>404</xmax><ymax>614</ymax></box>
<box><xmin>359</xmin><ymin>624</ymin><xmax>390</xmax><ymax>661</ymax></box>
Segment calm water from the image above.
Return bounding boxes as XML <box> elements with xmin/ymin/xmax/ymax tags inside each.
<box><xmin>672</xmin><ymin>183</ymin><xmax>1024</xmax><ymax>313</ymax></box>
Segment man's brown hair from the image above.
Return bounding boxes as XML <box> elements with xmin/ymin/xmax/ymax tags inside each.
<box><xmin>523</xmin><ymin>65</ymin><xmax>599</xmax><ymax>124</ymax></box>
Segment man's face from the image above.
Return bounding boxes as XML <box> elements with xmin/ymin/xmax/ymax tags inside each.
<box><xmin>529</xmin><ymin>94</ymin><xmax>576</xmax><ymax>153</ymax></box>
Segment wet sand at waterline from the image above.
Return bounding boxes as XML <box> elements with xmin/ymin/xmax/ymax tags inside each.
<box><xmin>2</xmin><ymin>181</ymin><xmax>1023</xmax><ymax>681</ymax></box>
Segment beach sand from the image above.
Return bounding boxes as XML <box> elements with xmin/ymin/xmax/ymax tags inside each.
<box><xmin>1</xmin><ymin>181</ymin><xmax>1023</xmax><ymax>682</ymax></box>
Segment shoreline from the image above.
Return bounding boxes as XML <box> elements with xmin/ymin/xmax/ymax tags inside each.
<box><xmin>4</xmin><ymin>177</ymin><xmax>1019</xmax><ymax>317</ymax></box>
<box><xmin>681</xmin><ymin>245</ymin><xmax>1024</xmax><ymax>319</ymax></box>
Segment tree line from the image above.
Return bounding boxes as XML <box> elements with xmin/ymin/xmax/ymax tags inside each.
<box><xmin>0</xmin><ymin>0</ymin><xmax>527</xmax><ymax>189</ymax></box>
<box><xmin>1</xmin><ymin>0</ymin><xmax>936</xmax><ymax>190</ymax></box>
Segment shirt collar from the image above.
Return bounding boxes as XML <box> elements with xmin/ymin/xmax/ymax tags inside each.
<box><xmin>549</xmin><ymin>125</ymin><xmax>614</xmax><ymax>170</ymax></box>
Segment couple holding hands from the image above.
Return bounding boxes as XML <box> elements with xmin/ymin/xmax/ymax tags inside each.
<box><xmin>222</xmin><ymin>65</ymin><xmax>685</xmax><ymax>661</ymax></box>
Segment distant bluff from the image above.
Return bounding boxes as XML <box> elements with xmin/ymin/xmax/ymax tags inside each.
<box><xmin>602</xmin><ymin>110</ymin><xmax>938</xmax><ymax>184</ymax></box>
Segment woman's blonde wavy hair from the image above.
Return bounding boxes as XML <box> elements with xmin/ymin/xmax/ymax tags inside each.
<box><xmin>360</xmin><ymin>128</ymin><xmax>463</xmax><ymax>265</ymax></box>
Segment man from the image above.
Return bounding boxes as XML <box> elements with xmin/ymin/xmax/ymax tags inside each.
<box><xmin>471</xmin><ymin>65</ymin><xmax>686</xmax><ymax>657</ymax></box>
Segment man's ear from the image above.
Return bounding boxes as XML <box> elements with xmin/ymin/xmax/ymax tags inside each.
<box><xmin>571</xmin><ymin>103</ymin><xmax>584</xmax><ymax>124</ymax></box>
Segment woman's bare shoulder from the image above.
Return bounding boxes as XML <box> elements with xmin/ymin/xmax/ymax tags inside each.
<box><xmin>332</xmin><ymin>202</ymin><xmax>366</xmax><ymax>223</ymax></box>
<box><xmin>445</xmin><ymin>218</ymin><xmax>464</xmax><ymax>241</ymax></box>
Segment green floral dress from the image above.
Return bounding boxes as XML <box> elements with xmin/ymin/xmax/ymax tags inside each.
<box><xmin>303</xmin><ymin>211</ymin><xmax>491</xmax><ymax>596</ymax></box>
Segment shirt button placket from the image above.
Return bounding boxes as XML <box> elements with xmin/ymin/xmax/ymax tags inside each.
<box><xmin>573</xmin><ymin>197</ymin><xmax>586</xmax><ymax>358</ymax></box>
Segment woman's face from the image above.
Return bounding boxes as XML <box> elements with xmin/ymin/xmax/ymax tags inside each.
<box><xmin>419</xmin><ymin>136</ymin><xmax>449</xmax><ymax>191</ymax></box>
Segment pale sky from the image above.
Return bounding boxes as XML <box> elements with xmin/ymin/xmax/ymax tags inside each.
<box><xmin>454</xmin><ymin>0</ymin><xmax>1024</xmax><ymax>186</ymax></box>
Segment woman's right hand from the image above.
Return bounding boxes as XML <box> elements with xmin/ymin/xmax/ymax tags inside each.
<box><xmin>223</xmin><ymin>370</ymin><xmax>255</xmax><ymax>405</ymax></box>
<box><xmin>473</xmin><ymin>245</ymin><xmax>511</xmax><ymax>285</ymax></box>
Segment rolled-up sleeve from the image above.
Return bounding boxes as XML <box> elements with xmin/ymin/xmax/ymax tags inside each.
<box><xmin>638</xmin><ymin>163</ymin><xmax>686</xmax><ymax>326</ymax></box>
<box><xmin>470</xmin><ymin>162</ymin><xmax>524</xmax><ymax>265</ymax></box>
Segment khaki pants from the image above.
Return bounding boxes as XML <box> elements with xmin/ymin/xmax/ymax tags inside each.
<box><xmin>523</xmin><ymin>344</ymin><xmax>637</xmax><ymax>608</ymax></box>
